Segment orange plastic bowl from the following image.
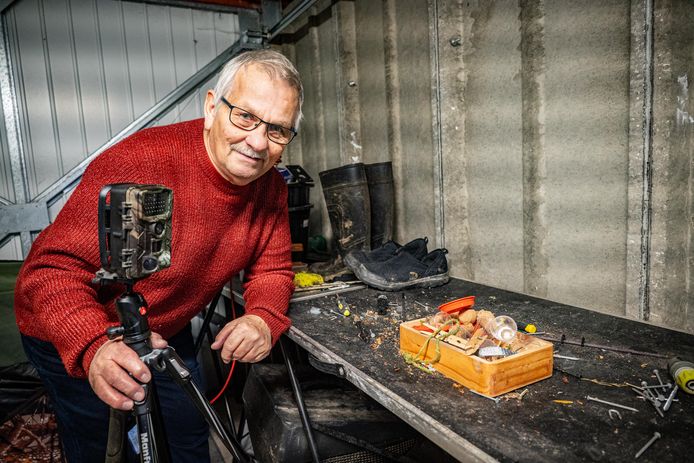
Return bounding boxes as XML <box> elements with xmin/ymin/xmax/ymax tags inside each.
<box><xmin>438</xmin><ymin>295</ymin><xmax>476</xmax><ymax>315</ymax></box>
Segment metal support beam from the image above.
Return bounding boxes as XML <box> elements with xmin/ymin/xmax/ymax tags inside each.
<box><xmin>238</xmin><ymin>6</ymin><xmax>262</xmax><ymax>33</ymax></box>
<box><xmin>0</xmin><ymin>10</ymin><xmax>31</xmax><ymax>257</ymax></box>
<box><xmin>0</xmin><ymin>0</ymin><xmax>18</xmax><ymax>15</ymax></box>
<box><xmin>121</xmin><ymin>0</ymin><xmax>260</xmax><ymax>14</ymax></box>
<box><xmin>0</xmin><ymin>202</ymin><xmax>49</xmax><ymax>235</ymax></box>
<box><xmin>428</xmin><ymin>0</ymin><xmax>445</xmax><ymax>249</ymax></box>
<box><xmin>261</xmin><ymin>0</ymin><xmax>281</xmax><ymax>31</ymax></box>
<box><xmin>638</xmin><ymin>0</ymin><xmax>655</xmax><ymax>321</ymax></box>
<box><xmin>268</xmin><ymin>0</ymin><xmax>320</xmax><ymax>40</ymax></box>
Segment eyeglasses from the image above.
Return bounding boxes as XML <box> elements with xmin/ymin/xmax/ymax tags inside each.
<box><xmin>220</xmin><ymin>97</ymin><xmax>297</xmax><ymax>145</ymax></box>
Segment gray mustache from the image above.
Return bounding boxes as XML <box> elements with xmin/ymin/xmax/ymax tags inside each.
<box><xmin>230</xmin><ymin>143</ymin><xmax>267</xmax><ymax>161</ymax></box>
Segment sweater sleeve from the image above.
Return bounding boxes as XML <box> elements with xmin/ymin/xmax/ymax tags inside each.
<box><xmin>241</xmin><ymin>173</ymin><xmax>294</xmax><ymax>344</ymax></box>
<box><xmin>14</xmin><ymin>148</ymin><xmax>141</xmax><ymax>378</ymax></box>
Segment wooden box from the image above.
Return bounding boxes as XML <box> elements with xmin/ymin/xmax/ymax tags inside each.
<box><xmin>399</xmin><ymin>319</ymin><xmax>554</xmax><ymax>396</ymax></box>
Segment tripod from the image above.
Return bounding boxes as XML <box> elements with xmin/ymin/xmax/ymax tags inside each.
<box><xmin>101</xmin><ymin>279</ymin><xmax>249</xmax><ymax>463</ymax></box>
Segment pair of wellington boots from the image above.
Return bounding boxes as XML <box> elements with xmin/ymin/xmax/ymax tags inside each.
<box><xmin>310</xmin><ymin>162</ymin><xmax>394</xmax><ymax>281</ymax></box>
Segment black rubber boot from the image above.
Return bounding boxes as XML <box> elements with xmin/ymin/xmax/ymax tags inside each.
<box><xmin>365</xmin><ymin>162</ymin><xmax>394</xmax><ymax>249</ymax></box>
<box><xmin>310</xmin><ymin>163</ymin><xmax>371</xmax><ymax>280</ymax></box>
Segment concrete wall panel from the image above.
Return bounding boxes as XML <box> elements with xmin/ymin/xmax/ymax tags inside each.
<box><xmin>287</xmin><ymin>5</ymin><xmax>330</xmax><ymax>236</ymax></box>
<box><xmin>649</xmin><ymin>0</ymin><xmax>694</xmax><ymax>333</ymax></box>
<box><xmin>354</xmin><ymin>0</ymin><xmax>388</xmax><ymax>165</ymax></box>
<box><xmin>543</xmin><ymin>0</ymin><xmax>631</xmax><ymax>312</ymax></box>
<box><xmin>443</xmin><ymin>1</ymin><xmax>525</xmax><ymax>289</ymax></box>
<box><xmin>289</xmin><ymin>1</ymin><xmax>343</xmax><ymax>240</ymax></box>
<box><xmin>288</xmin><ymin>0</ymin><xmax>694</xmax><ymax>333</ymax></box>
<box><xmin>390</xmin><ymin>0</ymin><xmax>436</xmax><ymax>243</ymax></box>
<box><xmin>290</xmin><ymin>0</ymin><xmax>437</xmax><ymax>246</ymax></box>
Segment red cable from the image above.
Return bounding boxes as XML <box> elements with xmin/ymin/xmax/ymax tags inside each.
<box><xmin>210</xmin><ymin>359</ymin><xmax>236</xmax><ymax>405</ymax></box>
<box><xmin>209</xmin><ymin>293</ymin><xmax>238</xmax><ymax>405</ymax></box>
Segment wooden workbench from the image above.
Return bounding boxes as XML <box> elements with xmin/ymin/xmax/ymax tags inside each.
<box><xmin>284</xmin><ymin>278</ymin><xmax>694</xmax><ymax>463</ymax></box>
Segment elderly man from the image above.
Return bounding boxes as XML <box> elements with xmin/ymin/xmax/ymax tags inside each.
<box><xmin>14</xmin><ymin>49</ymin><xmax>302</xmax><ymax>462</ymax></box>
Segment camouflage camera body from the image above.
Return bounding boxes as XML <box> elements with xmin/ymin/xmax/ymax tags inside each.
<box><xmin>98</xmin><ymin>184</ymin><xmax>173</xmax><ymax>281</ymax></box>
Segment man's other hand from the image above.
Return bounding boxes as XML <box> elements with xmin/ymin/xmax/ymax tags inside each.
<box><xmin>88</xmin><ymin>332</ymin><xmax>168</xmax><ymax>410</ymax></box>
<box><xmin>210</xmin><ymin>314</ymin><xmax>271</xmax><ymax>364</ymax></box>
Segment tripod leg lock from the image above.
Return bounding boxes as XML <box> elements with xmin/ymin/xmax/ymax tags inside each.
<box><xmin>132</xmin><ymin>383</ymin><xmax>153</xmax><ymax>414</ymax></box>
<box><xmin>164</xmin><ymin>354</ymin><xmax>191</xmax><ymax>380</ymax></box>
<box><xmin>141</xmin><ymin>348</ymin><xmax>168</xmax><ymax>373</ymax></box>
<box><xmin>142</xmin><ymin>346</ymin><xmax>192</xmax><ymax>382</ymax></box>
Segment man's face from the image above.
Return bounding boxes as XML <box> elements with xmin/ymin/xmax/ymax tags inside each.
<box><xmin>203</xmin><ymin>64</ymin><xmax>299</xmax><ymax>186</ymax></box>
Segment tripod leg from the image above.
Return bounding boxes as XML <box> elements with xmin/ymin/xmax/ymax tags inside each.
<box><xmin>280</xmin><ymin>337</ymin><xmax>321</xmax><ymax>463</ymax></box>
<box><xmin>105</xmin><ymin>409</ymin><xmax>127</xmax><ymax>463</ymax></box>
<box><xmin>194</xmin><ymin>293</ymin><xmax>221</xmax><ymax>356</ymax></box>
<box><xmin>103</xmin><ymin>384</ymin><xmax>171</xmax><ymax>463</ymax></box>
<box><xmin>157</xmin><ymin>347</ymin><xmax>249</xmax><ymax>463</ymax></box>
<box><xmin>132</xmin><ymin>382</ymin><xmax>171</xmax><ymax>463</ymax></box>
<box><xmin>202</xmin><ymin>294</ymin><xmax>238</xmax><ymax>439</ymax></box>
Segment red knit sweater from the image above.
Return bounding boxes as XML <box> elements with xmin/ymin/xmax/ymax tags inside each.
<box><xmin>14</xmin><ymin>119</ymin><xmax>294</xmax><ymax>378</ymax></box>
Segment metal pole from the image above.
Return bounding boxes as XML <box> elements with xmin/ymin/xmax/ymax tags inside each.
<box><xmin>428</xmin><ymin>0</ymin><xmax>445</xmax><ymax>249</ymax></box>
<box><xmin>0</xmin><ymin>9</ymin><xmax>31</xmax><ymax>256</ymax></box>
<box><xmin>280</xmin><ymin>336</ymin><xmax>320</xmax><ymax>463</ymax></box>
<box><xmin>268</xmin><ymin>0</ymin><xmax>320</xmax><ymax>40</ymax></box>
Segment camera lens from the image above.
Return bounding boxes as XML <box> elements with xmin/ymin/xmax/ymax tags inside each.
<box><xmin>143</xmin><ymin>256</ymin><xmax>158</xmax><ymax>271</ymax></box>
<box><xmin>153</xmin><ymin>222</ymin><xmax>165</xmax><ymax>235</ymax></box>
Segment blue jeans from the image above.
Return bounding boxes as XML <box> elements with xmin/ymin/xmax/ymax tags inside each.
<box><xmin>22</xmin><ymin>324</ymin><xmax>210</xmax><ymax>463</ymax></box>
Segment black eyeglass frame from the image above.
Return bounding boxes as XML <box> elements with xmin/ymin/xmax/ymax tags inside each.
<box><xmin>219</xmin><ymin>96</ymin><xmax>297</xmax><ymax>145</ymax></box>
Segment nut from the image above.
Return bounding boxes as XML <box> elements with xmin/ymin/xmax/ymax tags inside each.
<box><xmin>458</xmin><ymin>309</ymin><xmax>478</xmax><ymax>324</ymax></box>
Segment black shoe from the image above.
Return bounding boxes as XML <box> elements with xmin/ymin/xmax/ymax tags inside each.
<box><xmin>344</xmin><ymin>237</ymin><xmax>429</xmax><ymax>271</ymax></box>
<box><xmin>352</xmin><ymin>248</ymin><xmax>449</xmax><ymax>291</ymax></box>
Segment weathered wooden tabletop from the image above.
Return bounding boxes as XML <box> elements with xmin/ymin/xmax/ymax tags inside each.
<box><xmin>285</xmin><ymin>277</ymin><xmax>694</xmax><ymax>463</ymax></box>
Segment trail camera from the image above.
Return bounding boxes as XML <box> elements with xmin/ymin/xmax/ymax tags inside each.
<box><xmin>97</xmin><ymin>184</ymin><xmax>173</xmax><ymax>281</ymax></box>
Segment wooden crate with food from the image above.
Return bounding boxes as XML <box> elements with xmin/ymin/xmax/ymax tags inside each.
<box><xmin>399</xmin><ymin>296</ymin><xmax>553</xmax><ymax>397</ymax></box>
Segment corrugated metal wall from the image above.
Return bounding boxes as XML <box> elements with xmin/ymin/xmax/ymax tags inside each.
<box><xmin>282</xmin><ymin>0</ymin><xmax>694</xmax><ymax>334</ymax></box>
<box><xmin>0</xmin><ymin>0</ymin><xmax>240</xmax><ymax>259</ymax></box>
<box><xmin>6</xmin><ymin>0</ymin><xmax>239</xmax><ymax>199</ymax></box>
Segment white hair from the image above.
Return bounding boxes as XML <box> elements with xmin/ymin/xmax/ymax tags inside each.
<box><xmin>212</xmin><ymin>49</ymin><xmax>304</xmax><ymax>130</ymax></box>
